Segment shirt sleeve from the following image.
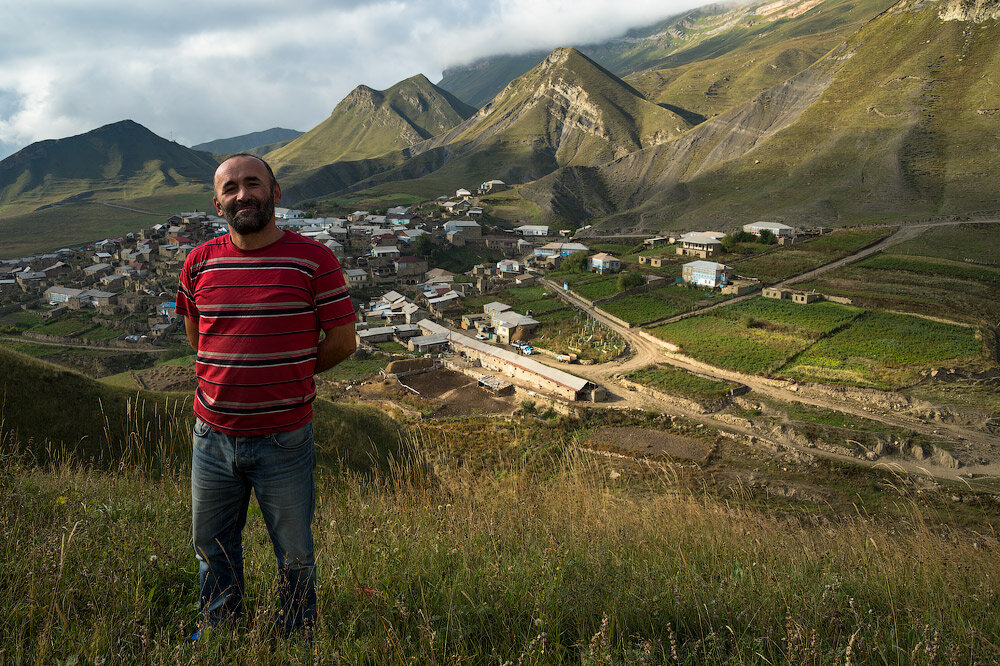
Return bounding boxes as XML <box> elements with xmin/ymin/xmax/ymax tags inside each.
<box><xmin>312</xmin><ymin>249</ymin><xmax>355</xmax><ymax>330</ymax></box>
<box><xmin>174</xmin><ymin>258</ymin><xmax>198</xmax><ymax>319</ymax></box>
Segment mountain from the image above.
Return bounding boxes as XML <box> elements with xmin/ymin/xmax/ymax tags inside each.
<box><xmin>0</xmin><ymin>119</ymin><xmax>217</xmax><ymax>217</ymax></box>
<box><xmin>438</xmin><ymin>0</ymin><xmax>888</xmax><ymax>117</ymax></box>
<box><xmin>281</xmin><ymin>48</ymin><xmax>694</xmax><ymax>203</ymax></box>
<box><xmin>192</xmin><ymin>127</ymin><xmax>303</xmax><ymax>155</ymax></box>
<box><xmin>524</xmin><ymin>0</ymin><xmax>1000</xmax><ymax>233</ymax></box>
<box><xmin>266</xmin><ymin>74</ymin><xmax>476</xmax><ymax>176</ymax></box>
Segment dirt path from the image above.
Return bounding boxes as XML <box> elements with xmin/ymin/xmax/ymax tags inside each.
<box><xmin>0</xmin><ymin>335</ymin><xmax>165</xmax><ymax>353</ymax></box>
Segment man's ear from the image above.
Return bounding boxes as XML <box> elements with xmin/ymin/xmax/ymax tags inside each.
<box><xmin>273</xmin><ymin>183</ymin><xmax>282</xmax><ymax>205</ymax></box>
<box><xmin>212</xmin><ymin>197</ymin><xmax>224</xmax><ymax>216</ymax></box>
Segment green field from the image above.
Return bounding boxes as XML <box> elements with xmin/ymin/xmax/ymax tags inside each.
<box><xmin>732</xmin><ymin>227</ymin><xmax>893</xmax><ymax>283</ymax></box>
<box><xmin>653</xmin><ymin>315</ymin><xmax>810</xmax><ymax>374</ymax></box>
<box><xmin>712</xmin><ymin>298</ymin><xmax>865</xmax><ymax>335</ymax></box>
<box><xmin>652</xmin><ymin>297</ymin><xmax>984</xmax><ymax>386</ymax></box>
<box><xmin>626</xmin><ymin>364</ymin><xmax>733</xmax><ymax>405</ymax></box>
<box><xmin>783</xmin><ymin>311</ymin><xmax>987</xmax><ymax>388</ymax></box>
<box><xmin>570</xmin><ymin>275</ymin><xmax>621</xmax><ymax>301</ymax></box>
<box><xmin>597</xmin><ymin>285</ymin><xmax>708</xmax><ymax>325</ymax></box>
<box><xmin>794</xmin><ymin>224</ymin><xmax>1000</xmax><ymax>324</ymax></box>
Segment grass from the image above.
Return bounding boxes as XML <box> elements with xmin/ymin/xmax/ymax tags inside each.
<box><xmin>570</xmin><ymin>275</ymin><xmax>622</xmax><ymax>301</ymax></box>
<box><xmin>598</xmin><ymin>286</ymin><xmax>710</xmax><ymax>325</ymax></box>
<box><xmin>732</xmin><ymin>228</ymin><xmax>893</xmax><ymax>283</ymax></box>
<box><xmin>319</xmin><ymin>354</ymin><xmax>391</xmax><ymax>382</ymax></box>
<box><xmin>626</xmin><ymin>364</ymin><xmax>733</xmax><ymax>405</ymax></box>
<box><xmin>783</xmin><ymin>311</ymin><xmax>988</xmax><ymax>389</ymax></box>
<box><xmin>653</xmin><ymin>314</ymin><xmax>809</xmax><ymax>374</ymax></box>
<box><xmin>794</xmin><ymin>224</ymin><xmax>1000</xmax><ymax>325</ymax></box>
<box><xmin>651</xmin><ymin>298</ymin><xmax>865</xmax><ymax>374</ymax></box>
<box><xmin>2</xmin><ymin>422</ymin><xmax>998</xmax><ymax>664</ymax></box>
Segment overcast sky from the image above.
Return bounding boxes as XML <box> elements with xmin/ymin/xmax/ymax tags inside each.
<box><xmin>0</xmin><ymin>0</ymin><xmax>709</xmax><ymax>159</ymax></box>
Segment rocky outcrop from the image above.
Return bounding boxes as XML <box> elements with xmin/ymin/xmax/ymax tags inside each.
<box><xmin>939</xmin><ymin>0</ymin><xmax>1000</xmax><ymax>21</ymax></box>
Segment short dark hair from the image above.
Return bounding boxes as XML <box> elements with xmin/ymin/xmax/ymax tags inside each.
<box><xmin>220</xmin><ymin>153</ymin><xmax>278</xmax><ymax>187</ymax></box>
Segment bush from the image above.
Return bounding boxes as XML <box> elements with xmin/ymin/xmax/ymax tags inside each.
<box><xmin>759</xmin><ymin>229</ymin><xmax>777</xmax><ymax>245</ymax></box>
<box><xmin>560</xmin><ymin>252</ymin><xmax>590</xmax><ymax>273</ymax></box>
<box><xmin>616</xmin><ymin>272</ymin><xmax>645</xmax><ymax>291</ymax></box>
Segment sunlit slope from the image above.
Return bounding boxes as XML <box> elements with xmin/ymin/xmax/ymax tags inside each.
<box><xmin>266</xmin><ymin>74</ymin><xmax>475</xmax><ymax>177</ymax></box>
<box><xmin>282</xmin><ymin>48</ymin><xmax>694</xmax><ymax>202</ymax></box>
<box><xmin>527</xmin><ymin>0</ymin><xmax>1000</xmax><ymax>232</ymax></box>
<box><xmin>0</xmin><ymin>120</ymin><xmax>217</xmax><ymax>218</ymax></box>
<box><xmin>439</xmin><ymin>0</ymin><xmax>892</xmax><ymax>116</ymax></box>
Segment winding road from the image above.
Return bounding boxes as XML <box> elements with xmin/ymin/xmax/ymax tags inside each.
<box><xmin>533</xmin><ymin>219</ymin><xmax>1000</xmax><ymax>480</ymax></box>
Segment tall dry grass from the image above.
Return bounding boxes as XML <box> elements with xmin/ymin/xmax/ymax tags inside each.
<box><xmin>0</xmin><ymin>422</ymin><xmax>997</xmax><ymax>664</ymax></box>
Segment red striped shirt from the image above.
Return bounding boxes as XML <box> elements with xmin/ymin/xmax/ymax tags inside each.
<box><xmin>176</xmin><ymin>231</ymin><xmax>355</xmax><ymax>435</ymax></box>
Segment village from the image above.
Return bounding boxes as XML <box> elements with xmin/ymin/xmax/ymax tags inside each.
<box><xmin>0</xmin><ymin>178</ymin><xmax>829</xmax><ymax>407</ymax></box>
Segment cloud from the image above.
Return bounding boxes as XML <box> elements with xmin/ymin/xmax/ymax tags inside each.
<box><xmin>0</xmin><ymin>0</ymin><xmax>701</xmax><ymax>158</ymax></box>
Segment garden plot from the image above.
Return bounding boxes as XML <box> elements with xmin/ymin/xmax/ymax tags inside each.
<box><xmin>732</xmin><ymin>227</ymin><xmax>891</xmax><ymax>283</ymax></box>
<box><xmin>651</xmin><ymin>298</ymin><xmax>865</xmax><ymax>374</ymax></box>
<box><xmin>781</xmin><ymin>311</ymin><xmax>987</xmax><ymax>389</ymax></box>
<box><xmin>795</xmin><ymin>259</ymin><xmax>999</xmax><ymax>325</ymax></box>
<box><xmin>597</xmin><ymin>285</ymin><xmax>709</xmax><ymax>325</ymax></box>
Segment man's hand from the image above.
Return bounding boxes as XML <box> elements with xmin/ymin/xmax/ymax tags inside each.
<box><xmin>316</xmin><ymin>322</ymin><xmax>357</xmax><ymax>374</ymax></box>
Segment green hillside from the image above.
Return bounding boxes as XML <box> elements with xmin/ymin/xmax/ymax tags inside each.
<box><xmin>524</xmin><ymin>0</ymin><xmax>1000</xmax><ymax>232</ymax></box>
<box><xmin>0</xmin><ymin>347</ymin><xmax>407</xmax><ymax>472</ymax></box>
<box><xmin>266</xmin><ymin>74</ymin><xmax>476</xmax><ymax>177</ymax></box>
<box><xmin>438</xmin><ymin>0</ymin><xmax>892</xmax><ymax>117</ymax></box>
<box><xmin>0</xmin><ymin>120</ymin><xmax>217</xmax><ymax>218</ymax></box>
<box><xmin>283</xmin><ymin>48</ymin><xmax>695</xmax><ymax>203</ymax></box>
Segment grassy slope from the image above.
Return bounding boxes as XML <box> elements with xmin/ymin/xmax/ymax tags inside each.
<box><xmin>0</xmin><ymin>120</ymin><xmax>217</xmax><ymax>219</ymax></box>
<box><xmin>0</xmin><ymin>189</ymin><xmax>212</xmax><ymax>259</ymax></box>
<box><xmin>2</xmin><ymin>415</ymin><xmax>998</xmax><ymax>663</ymax></box>
<box><xmin>587</xmin><ymin>1</ymin><xmax>1000</xmax><ymax>231</ymax></box>
<box><xmin>0</xmin><ymin>347</ymin><xmax>407</xmax><ymax>472</ymax></box>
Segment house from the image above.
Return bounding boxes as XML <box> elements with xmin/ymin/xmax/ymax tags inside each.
<box><xmin>371</xmin><ymin>245</ymin><xmax>401</xmax><ymax>260</ymax></box>
<box><xmin>590</xmin><ymin>253</ymin><xmax>621</xmax><ymax>274</ymax></box>
<box><xmin>348</xmin><ymin>211</ymin><xmax>370</xmax><ymax>222</ymax></box>
<box><xmin>45</xmin><ymin>286</ymin><xmax>85</xmax><ymax>304</ymax></box>
<box><xmin>744</xmin><ymin>221</ymin><xmax>795</xmax><ymax>240</ymax></box>
<box><xmin>323</xmin><ymin>239</ymin><xmax>345</xmax><ymax>260</ymax></box>
<box><xmin>407</xmin><ymin>332</ymin><xmax>450</xmax><ymax>354</ymax></box>
<box><xmin>516</xmin><ymin>225</ymin><xmax>549</xmax><ymax>237</ymax></box>
<box><xmin>275</xmin><ymin>207</ymin><xmax>305</xmax><ymax>219</ymax></box>
<box><xmin>427</xmin><ymin>291</ymin><xmax>463</xmax><ymax>316</ymax></box>
<box><xmin>442</xmin><ymin>200</ymin><xmax>471</xmax><ymax>214</ymax></box>
<box><xmin>493</xmin><ymin>311</ymin><xmax>539</xmax><ymax>344</ymax></box>
<box><xmin>479</xmin><ymin>179</ymin><xmax>508</xmax><ymax>194</ymax></box>
<box><xmin>676</xmin><ymin>232</ymin><xmax>724</xmax><ymax>259</ymax></box>
<box><xmin>443</xmin><ymin>219</ymin><xmax>482</xmax><ymax>237</ymax></box>
<box><xmin>483</xmin><ymin>301</ymin><xmax>512</xmax><ymax>320</ymax></box>
<box><xmin>533</xmin><ymin>242</ymin><xmax>589</xmax><ymax>257</ymax></box>
<box><xmin>394</xmin><ymin>256</ymin><xmax>428</xmax><ymax>279</ymax></box>
<box><xmin>643</xmin><ymin>236</ymin><xmax>670</xmax><ymax>248</ymax></box>
<box><xmin>682</xmin><ymin>261</ymin><xmax>733</xmax><ymax>288</ymax></box>
<box><xmin>496</xmin><ymin>259</ymin><xmax>521</xmax><ymax>274</ymax></box>
<box><xmin>456</xmin><ymin>188</ymin><xmax>472</xmax><ymax>199</ymax></box>
<box><xmin>345</xmin><ymin>268</ymin><xmax>372</xmax><ymax>287</ymax></box>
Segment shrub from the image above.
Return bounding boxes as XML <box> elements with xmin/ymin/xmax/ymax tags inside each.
<box><xmin>616</xmin><ymin>272</ymin><xmax>645</xmax><ymax>291</ymax></box>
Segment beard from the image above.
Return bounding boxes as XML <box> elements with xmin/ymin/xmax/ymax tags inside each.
<box><xmin>221</xmin><ymin>191</ymin><xmax>275</xmax><ymax>235</ymax></box>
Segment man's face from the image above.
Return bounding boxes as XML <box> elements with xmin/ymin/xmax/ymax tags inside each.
<box><xmin>213</xmin><ymin>156</ymin><xmax>280</xmax><ymax>235</ymax></box>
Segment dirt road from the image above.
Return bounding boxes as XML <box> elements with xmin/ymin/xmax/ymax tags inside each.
<box><xmin>534</xmin><ymin>220</ymin><xmax>1000</xmax><ymax>481</ymax></box>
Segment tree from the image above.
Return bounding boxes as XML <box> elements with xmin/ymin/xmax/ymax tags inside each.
<box><xmin>617</xmin><ymin>271</ymin><xmax>646</xmax><ymax>291</ymax></box>
<box><xmin>759</xmin><ymin>229</ymin><xmax>777</xmax><ymax>245</ymax></box>
<box><xmin>561</xmin><ymin>251</ymin><xmax>590</xmax><ymax>273</ymax></box>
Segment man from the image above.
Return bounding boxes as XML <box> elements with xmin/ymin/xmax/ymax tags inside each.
<box><xmin>175</xmin><ymin>154</ymin><xmax>356</xmax><ymax>637</ymax></box>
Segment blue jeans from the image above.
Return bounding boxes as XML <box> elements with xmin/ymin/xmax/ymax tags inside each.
<box><xmin>191</xmin><ymin>418</ymin><xmax>317</xmax><ymax>634</ymax></box>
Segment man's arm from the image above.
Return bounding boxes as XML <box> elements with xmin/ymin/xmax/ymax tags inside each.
<box><xmin>315</xmin><ymin>321</ymin><xmax>357</xmax><ymax>374</ymax></box>
<box><xmin>184</xmin><ymin>316</ymin><xmax>199</xmax><ymax>351</ymax></box>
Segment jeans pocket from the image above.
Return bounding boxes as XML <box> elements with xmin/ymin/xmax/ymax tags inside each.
<box><xmin>269</xmin><ymin>423</ymin><xmax>313</xmax><ymax>450</ymax></box>
<box><xmin>193</xmin><ymin>418</ymin><xmax>213</xmax><ymax>439</ymax></box>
